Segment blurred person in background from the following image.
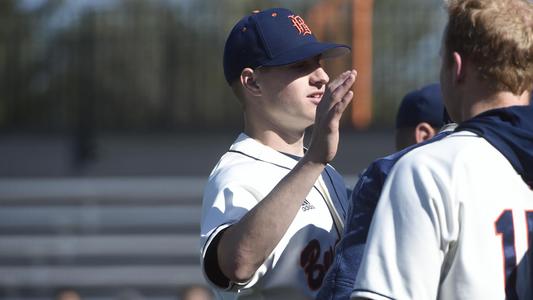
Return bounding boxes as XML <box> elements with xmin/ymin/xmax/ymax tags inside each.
<box><xmin>180</xmin><ymin>285</ymin><xmax>214</xmax><ymax>300</ymax></box>
<box><xmin>55</xmin><ymin>288</ymin><xmax>82</xmax><ymax>300</ymax></box>
<box><xmin>394</xmin><ymin>83</ymin><xmax>448</xmax><ymax>150</ymax></box>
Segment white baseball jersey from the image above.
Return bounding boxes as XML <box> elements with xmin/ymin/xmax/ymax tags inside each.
<box><xmin>352</xmin><ymin>131</ymin><xmax>533</xmax><ymax>300</ymax></box>
<box><xmin>200</xmin><ymin>133</ymin><xmax>348</xmax><ymax>300</ymax></box>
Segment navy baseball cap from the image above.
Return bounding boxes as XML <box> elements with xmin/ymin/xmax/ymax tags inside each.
<box><xmin>396</xmin><ymin>83</ymin><xmax>446</xmax><ymax>129</ymax></box>
<box><xmin>223</xmin><ymin>8</ymin><xmax>350</xmax><ymax>84</ymax></box>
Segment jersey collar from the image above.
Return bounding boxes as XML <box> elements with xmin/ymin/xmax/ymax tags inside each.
<box><xmin>229</xmin><ymin>133</ymin><xmax>301</xmax><ymax>170</ymax></box>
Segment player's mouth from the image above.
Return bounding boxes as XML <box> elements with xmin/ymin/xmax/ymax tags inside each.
<box><xmin>308</xmin><ymin>92</ymin><xmax>323</xmax><ymax>105</ymax></box>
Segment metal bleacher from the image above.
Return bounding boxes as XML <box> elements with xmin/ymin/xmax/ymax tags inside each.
<box><xmin>0</xmin><ymin>177</ymin><xmax>207</xmax><ymax>300</ymax></box>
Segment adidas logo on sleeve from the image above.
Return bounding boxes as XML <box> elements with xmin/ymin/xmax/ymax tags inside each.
<box><xmin>301</xmin><ymin>199</ymin><xmax>315</xmax><ymax>212</ymax></box>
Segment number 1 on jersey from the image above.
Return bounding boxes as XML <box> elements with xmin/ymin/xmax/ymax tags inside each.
<box><xmin>495</xmin><ymin>210</ymin><xmax>533</xmax><ymax>300</ymax></box>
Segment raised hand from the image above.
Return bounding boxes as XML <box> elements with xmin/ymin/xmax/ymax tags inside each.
<box><xmin>306</xmin><ymin>69</ymin><xmax>357</xmax><ymax>164</ymax></box>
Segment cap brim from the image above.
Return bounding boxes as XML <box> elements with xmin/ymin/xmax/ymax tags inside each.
<box><xmin>259</xmin><ymin>42</ymin><xmax>350</xmax><ymax>67</ymax></box>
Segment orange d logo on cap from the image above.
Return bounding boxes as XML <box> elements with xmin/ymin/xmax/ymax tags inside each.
<box><xmin>288</xmin><ymin>15</ymin><xmax>312</xmax><ymax>36</ymax></box>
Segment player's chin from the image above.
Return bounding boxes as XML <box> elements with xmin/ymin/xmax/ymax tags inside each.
<box><xmin>304</xmin><ymin>113</ymin><xmax>316</xmax><ymax>126</ymax></box>
<box><xmin>308</xmin><ymin>97</ymin><xmax>321</xmax><ymax>106</ymax></box>
<box><xmin>294</xmin><ymin>112</ymin><xmax>314</xmax><ymax>128</ymax></box>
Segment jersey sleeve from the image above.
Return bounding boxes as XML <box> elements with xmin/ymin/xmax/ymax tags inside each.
<box><xmin>351</xmin><ymin>151</ymin><xmax>458</xmax><ymax>299</ymax></box>
<box><xmin>200</xmin><ymin>181</ymin><xmax>264</xmax><ymax>291</ymax></box>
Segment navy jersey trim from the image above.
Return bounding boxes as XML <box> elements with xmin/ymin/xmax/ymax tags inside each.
<box><xmin>351</xmin><ymin>289</ymin><xmax>396</xmax><ymax>300</ymax></box>
<box><xmin>203</xmin><ymin>225</ymin><xmax>232</xmax><ymax>289</ymax></box>
<box><xmin>324</xmin><ymin>166</ymin><xmax>346</xmax><ymax>216</ymax></box>
<box><xmin>228</xmin><ymin>149</ymin><xmax>292</xmax><ymax>171</ymax></box>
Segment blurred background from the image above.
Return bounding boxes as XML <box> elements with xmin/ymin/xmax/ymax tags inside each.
<box><xmin>0</xmin><ymin>0</ymin><xmax>446</xmax><ymax>299</ymax></box>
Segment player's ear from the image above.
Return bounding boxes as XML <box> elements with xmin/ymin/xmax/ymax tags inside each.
<box><xmin>452</xmin><ymin>51</ymin><xmax>465</xmax><ymax>83</ymax></box>
<box><xmin>240</xmin><ymin>68</ymin><xmax>261</xmax><ymax>96</ymax></box>
<box><xmin>415</xmin><ymin>122</ymin><xmax>436</xmax><ymax>144</ymax></box>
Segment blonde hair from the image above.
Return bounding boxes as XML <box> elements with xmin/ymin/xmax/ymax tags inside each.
<box><xmin>444</xmin><ymin>0</ymin><xmax>533</xmax><ymax>94</ymax></box>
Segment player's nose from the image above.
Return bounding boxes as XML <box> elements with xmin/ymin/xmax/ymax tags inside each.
<box><xmin>310</xmin><ymin>66</ymin><xmax>329</xmax><ymax>88</ymax></box>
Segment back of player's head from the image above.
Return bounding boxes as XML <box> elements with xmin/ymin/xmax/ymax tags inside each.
<box><xmin>395</xmin><ymin>83</ymin><xmax>446</xmax><ymax>151</ymax></box>
<box><xmin>396</xmin><ymin>83</ymin><xmax>445</xmax><ymax>129</ymax></box>
<box><xmin>223</xmin><ymin>8</ymin><xmax>350</xmax><ymax>85</ymax></box>
<box><xmin>443</xmin><ymin>0</ymin><xmax>533</xmax><ymax>95</ymax></box>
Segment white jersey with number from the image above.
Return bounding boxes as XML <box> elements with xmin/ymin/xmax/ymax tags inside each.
<box><xmin>200</xmin><ymin>133</ymin><xmax>348</xmax><ymax>300</ymax></box>
<box><xmin>352</xmin><ymin>131</ymin><xmax>533</xmax><ymax>300</ymax></box>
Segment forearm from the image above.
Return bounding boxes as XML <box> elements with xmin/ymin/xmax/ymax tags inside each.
<box><xmin>217</xmin><ymin>156</ymin><xmax>326</xmax><ymax>282</ymax></box>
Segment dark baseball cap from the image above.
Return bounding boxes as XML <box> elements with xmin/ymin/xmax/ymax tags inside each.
<box><xmin>396</xmin><ymin>83</ymin><xmax>446</xmax><ymax>129</ymax></box>
<box><xmin>223</xmin><ymin>8</ymin><xmax>350</xmax><ymax>85</ymax></box>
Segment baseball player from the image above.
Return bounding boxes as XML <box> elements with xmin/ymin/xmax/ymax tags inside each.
<box><xmin>200</xmin><ymin>8</ymin><xmax>355</xmax><ymax>300</ymax></box>
<box><xmin>394</xmin><ymin>83</ymin><xmax>448</xmax><ymax>151</ymax></box>
<box><xmin>352</xmin><ymin>0</ymin><xmax>533</xmax><ymax>299</ymax></box>
<box><xmin>317</xmin><ymin>83</ymin><xmax>454</xmax><ymax>300</ymax></box>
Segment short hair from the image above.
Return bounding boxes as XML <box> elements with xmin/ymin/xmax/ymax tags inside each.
<box><xmin>444</xmin><ymin>0</ymin><xmax>533</xmax><ymax>94</ymax></box>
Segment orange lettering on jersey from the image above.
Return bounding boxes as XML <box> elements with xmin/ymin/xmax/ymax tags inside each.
<box><xmin>288</xmin><ymin>15</ymin><xmax>312</xmax><ymax>36</ymax></box>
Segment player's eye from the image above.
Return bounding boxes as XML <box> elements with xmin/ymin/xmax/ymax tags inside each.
<box><xmin>287</xmin><ymin>56</ymin><xmax>321</xmax><ymax>73</ymax></box>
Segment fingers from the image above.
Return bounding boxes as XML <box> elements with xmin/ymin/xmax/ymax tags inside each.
<box><xmin>335</xmin><ymin>70</ymin><xmax>356</xmax><ymax>98</ymax></box>
<box><xmin>333</xmin><ymin>71</ymin><xmax>356</xmax><ymax>106</ymax></box>
<box><xmin>306</xmin><ymin>70</ymin><xmax>356</xmax><ymax>164</ymax></box>
<box><xmin>339</xmin><ymin>90</ymin><xmax>354</xmax><ymax>112</ymax></box>
<box><xmin>322</xmin><ymin>70</ymin><xmax>356</xmax><ymax>111</ymax></box>
<box><xmin>327</xmin><ymin>70</ymin><xmax>354</xmax><ymax>92</ymax></box>
<box><xmin>329</xmin><ymin>90</ymin><xmax>354</xmax><ymax>124</ymax></box>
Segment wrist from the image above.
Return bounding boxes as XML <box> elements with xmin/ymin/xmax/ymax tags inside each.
<box><xmin>303</xmin><ymin>146</ymin><xmax>332</xmax><ymax>165</ymax></box>
<box><xmin>299</xmin><ymin>154</ymin><xmax>327</xmax><ymax>172</ymax></box>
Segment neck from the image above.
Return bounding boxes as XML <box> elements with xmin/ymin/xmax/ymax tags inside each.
<box><xmin>462</xmin><ymin>90</ymin><xmax>530</xmax><ymax>121</ymax></box>
<box><xmin>455</xmin><ymin>70</ymin><xmax>531</xmax><ymax>122</ymax></box>
<box><xmin>244</xmin><ymin>115</ymin><xmax>306</xmax><ymax>156</ymax></box>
